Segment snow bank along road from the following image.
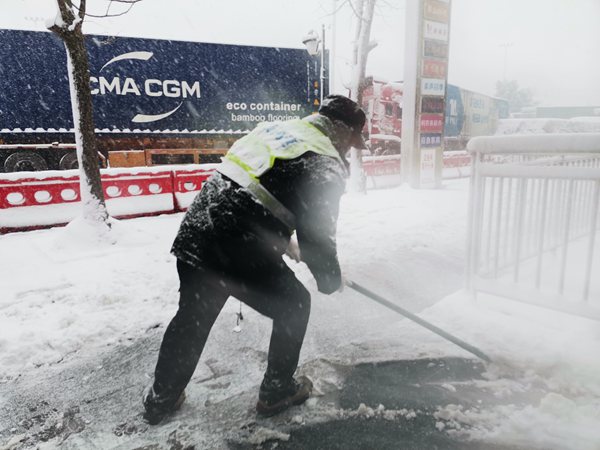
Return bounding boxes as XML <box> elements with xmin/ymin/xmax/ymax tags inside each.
<box><xmin>1</xmin><ymin>178</ymin><xmax>599</xmax><ymax>449</ymax></box>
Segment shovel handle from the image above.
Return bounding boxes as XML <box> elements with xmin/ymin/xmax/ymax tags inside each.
<box><xmin>345</xmin><ymin>279</ymin><xmax>492</xmax><ymax>363</ymax></box>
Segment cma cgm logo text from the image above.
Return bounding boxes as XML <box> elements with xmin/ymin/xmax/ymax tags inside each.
<box><xmin>90</xmin><ymin>77</ymin><xmax>200</xmax><ymax>99</ymax></box>
<box><xmin>90</xmin><ymin>51</ymin><xmax>201</xmax><ymax>123</ymax></box>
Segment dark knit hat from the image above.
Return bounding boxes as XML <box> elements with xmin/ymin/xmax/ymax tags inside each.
<box><xmin>319</xmin><ymin>95</ymin><xmax>367</xmax><ymax>149</ymax></box>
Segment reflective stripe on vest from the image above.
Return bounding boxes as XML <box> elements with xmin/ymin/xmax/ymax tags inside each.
<box><xmin>224</xmin><ymin>119</ymin><xmax>341</xmax><ymax>179</ymax></box>
<box><xmin>217</xmin><ymin>159</ymin><xmax>296</xmax><ymax>231</ymax></box>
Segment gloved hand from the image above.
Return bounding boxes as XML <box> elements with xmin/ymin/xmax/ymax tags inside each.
<box><xmin>285</xmin><ymin>236</ymin><xmax>302</xmax><ymax>263</ymax></box>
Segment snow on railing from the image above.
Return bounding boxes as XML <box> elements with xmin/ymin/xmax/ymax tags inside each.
<box><xmin>466</xmin><ymin>133</ymin><xmax>600</xmax><ymax>320</ymax></box>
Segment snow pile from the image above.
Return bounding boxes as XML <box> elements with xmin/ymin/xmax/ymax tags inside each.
<box><xmin>424</xmin><ymin>292</ymin><xmax>600</xmax><ymax>449</ymax></box>
<box><xmin>245</xmin><ymin>427</ymin><xmax>290</xmax><ymax>445</ymax></box>
<box><xmin>0</xmin><ymin>216</ymin><xmax>181</xmax><ymax>379</ymax></box>
<box><xmin>434</xmin><ymin>395</ymin><xmax>600</xmax><ymax>450</ymax></box>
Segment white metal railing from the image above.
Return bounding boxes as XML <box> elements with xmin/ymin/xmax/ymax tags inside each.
<box><xmin>466</xmin><ymin>133</ymin><xmax>600</xmax><ymax>320</ymax></box>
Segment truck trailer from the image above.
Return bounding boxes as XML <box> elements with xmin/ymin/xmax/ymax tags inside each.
<box><xmin>0</xmin><ymin>29</ymin><xmax>325</xmax><ymax>172</ymax></box>
<box><xmin>361</xmin><ymin>78</ymin><xmax>509</xmax><ymax>154</ymax></box>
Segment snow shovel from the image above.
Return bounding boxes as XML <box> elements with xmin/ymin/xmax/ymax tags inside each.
<box><xmin>345</xmin><ymin>279</ymin><xmax>492</xmax><ymax>363</ymax></box>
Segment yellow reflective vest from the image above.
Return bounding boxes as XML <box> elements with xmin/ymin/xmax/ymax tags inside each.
<box><xmin>223</xmin><ymin>119</ymin><xmax>341</xmax><ymax>179</ymax></box>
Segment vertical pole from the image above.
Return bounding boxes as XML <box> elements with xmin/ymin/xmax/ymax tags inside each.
<box><xmin>466</xmin><ymin>150</ymin><xmax>480</xmax><ymax>292</ymax></box>
<box><xmin>320</xmin><ymin>24</ymin><xmax>325</xmax><ymax>104</ymax></box>
<box><xmin>484</xmin><ymin>177</ymin><xmax>496</xmax><ymax>273</ymax></box>
<box><xmin>400</xmin><ymin>0</ymin><xmax>421</xmax><ymax>185</ymax></box>
<box><xmin>535</xmin><ymin>179</ymin><xmax>549</xmax><ymax>289</ymax></box>
<box><xmin>473</xmin><ymin>172</ymin><xmax>487</xmax><ymax>280</ymax></box>
<box><xmin>503</xmin><ymin>178</ymin><xmax>513</xmax><ymax>263</ymax></box>
<box><xmin>558</xmin><ymin>179</ymin><xmax>575</xmax><ymax>295</ymax></box>
<box><xmin>493</xmin><ymin>177</ymin><xmax>504</xmax><ymax>277</ymax></box>
<box><xmin>513</xmin><ymin>178</ymin><xmax>528</xmax><ymax>283</ymax></box>
<box><xmin>583</xmin><ymin>180</ymin><xmax>600</xmax><ymax>302</ymax></box>
<box><xmin>330</xmin><ymin>0</ymin><xmax>337</xmax><ymax>93</ymax></box>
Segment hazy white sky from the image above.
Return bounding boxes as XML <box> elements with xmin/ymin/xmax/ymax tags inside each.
<box><xmin>3</xmin><ymin>0</ymin><xmax>600</xmax><ymax>106</ymax></box>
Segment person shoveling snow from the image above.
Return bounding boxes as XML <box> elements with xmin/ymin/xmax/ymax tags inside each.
<box><xmin>143</xmin><ymin>95</ymin><xmax>367</xmax><ymax>424</ymax></box>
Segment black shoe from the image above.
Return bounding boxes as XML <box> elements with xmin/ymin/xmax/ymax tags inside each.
<box><xmin>256</xmin><ymin>375</ymin><xmax>313</xmax><ymax>417</ymax></box>
<box><xmin>142</xmin><ymin>386</ymin><xmax>186</xmax><ymax>425</ymax></box>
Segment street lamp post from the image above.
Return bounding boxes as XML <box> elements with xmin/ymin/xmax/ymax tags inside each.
<box><xmin>302</xmin><ymin>25</ymin><xmax>326</xmax><ymax>104</ymax></box>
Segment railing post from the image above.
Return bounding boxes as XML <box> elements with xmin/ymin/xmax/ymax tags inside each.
<box><xmin>558</xmin><ymin>179</ymin><xmax>575</xmax><ymax>295</ymax></box>
<box><xmin>583</xmin><ymin>180</ymin><xmax>600</xmax><ymax>302</ymax></box>
<box><xmin>535</xmin><ymin>179</ymin><xmax>549</xmax><ymax>289</ymax></box>
<box><xmin>466</xmin><ymin>149</ymin><xmax>482</xmax><ymax>294</ymax></box>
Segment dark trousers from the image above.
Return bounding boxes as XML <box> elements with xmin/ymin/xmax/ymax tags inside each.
<box><xmin>151</xmin><ymin>259</ymin><xmax>311</xmax><ymax>402</ymax></box>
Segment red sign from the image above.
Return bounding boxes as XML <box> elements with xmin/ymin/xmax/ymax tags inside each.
<box><xmin>422</xmin><ymin>58</ymin><xmax>447</xmax><ymax>78</ymax></box>
<box><xmin>420</xmin><ymin>114</ymin><xmax>444</xmax><ymax>133</ymax></box>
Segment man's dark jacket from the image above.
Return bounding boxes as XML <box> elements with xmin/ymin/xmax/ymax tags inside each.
<box><xmin>171</xmin><ymin>125</ymin><xmax>347</xmax><ymax>294</ymax></box>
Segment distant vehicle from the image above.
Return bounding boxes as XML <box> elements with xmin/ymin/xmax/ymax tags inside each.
<box><xmin>0</xmin><ymin>29</ymin><xmax>324</xmax><ymax>172</ymax></box>
<box><xmin>360</xmin><ymin>77</ymin><xmax>509</xmax><ymax>154</ymax></box>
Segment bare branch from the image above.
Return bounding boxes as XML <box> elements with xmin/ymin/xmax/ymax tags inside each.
<box><xmin>70</xmin><ymin>0</ymin><xmax>141</xmax><ymax>18</ymax></box>
<box><xmin>377</xmin><ymin>0</ymin><xmax>400</xmax><ymax>10</ymax></box>
<box><xmin>347</xmin><ymin>0</ymin><xmax>361</xmax><ymax>19</ymax></box>
<box><xmin>319</xmin><ymin>0</ymin><xmax>351</xmax><ymax>18</ymax></box>
<box><xmin>78</xmin><ymin>0</ymin><xmax>87</xmax><ymax>21</ymax></box>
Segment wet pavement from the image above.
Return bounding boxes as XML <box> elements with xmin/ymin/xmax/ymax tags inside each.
<box><xmin>231</xmin><ymin>358</ymin><xmax>530</xmax><ymax>450</ymax></box>
<box><xmin>1</xmin><ymin>344</ymin><xmax>537</xmax><ymax>449</ymax></box>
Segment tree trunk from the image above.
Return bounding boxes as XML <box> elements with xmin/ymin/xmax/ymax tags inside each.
<box><xmin>49</xmin><ymin>1</ymin><xmax>110</xmax><ymax>230</ymax></box>
<box><xmin>350</xmin><ymin>0</ymin><xmax>376</xmax><ymax>104</ymax></box>
<box><xmin>64</xmin><ymin>34</ymin><xmax>109</xmax><ymax>225</ymax></box>
<box><xmin>348</xmin><ymin>0</ymin><xmax>377</xmax><ymax>193</ymax></box>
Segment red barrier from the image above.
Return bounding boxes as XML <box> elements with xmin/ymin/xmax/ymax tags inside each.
<box><xmin>443</xmin><ymin>153</ymin><xmax>471</xmax><ymax>168</ymax></box>
<box><xmin>0</xmin><ymin>174</ymin><xmax>80</xmax><ymax>209</ymax></box>
<box><xmin>172</xmin><ymin>167</ymin><xmax>214</xmax><ymax>211</ymax></box>
<box><xmin>362</xmin><ymin>153</ymin><xmax>471</xmax><ymax>177</ymax></box>
<box><xmin>102</xmin><ymin>171</ymin><xmax>174</xmax><ymax>203</ymax></box>
<box><xmin>0</xmin><ymin>169</ymin><xmax>181</xmax><ymax>233</ymax></box>
<box><xmin>0</xmin><ymin>170</ymin><xmax>176</xmax><ymax>211</ymax></box>
<box><xmin>363</xmin><ymin>157</ymin><xmax>402</xmax><ymax>176</ymax></box>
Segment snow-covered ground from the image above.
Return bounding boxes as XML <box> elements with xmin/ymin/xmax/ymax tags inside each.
<box><xmin>1</xmin><ymin>178</ymin><xmax>599</xmax><ymax>449</ymax></box>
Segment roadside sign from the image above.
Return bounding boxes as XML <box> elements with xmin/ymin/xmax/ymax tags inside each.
<box><xmin>420</xmin><ymin>148</ymin><xmax>436</xmax><ymax>184</ymax></box>
<box><xmin>423</xmin><ymin>20</ymin><xmax>449</xmax><ymax>42</ymax></box>
<box><xmin>423</xmin><ymin>40</ymin><xmax>448</xmax><ymax>58</ymax></box>
<box><xmin>424</xmin><ymin>0</ymin><xmax>450</xmax><ymax>22</ymax></box>
<box><xmin>420</xmin><ymin>133</ymin><xmax>442</xmax><ymax>147</ymax></box>
<box><xmin>421</xmin><ymin>78</ymin><xmax>445</xmax><ymax>96</ymax></box>
<box><xmin>421</xmin><ymin>96</ymin><xmax>445</xmax><ymax>114</ymax></box>
<box><xmin>420</xmin><ymin>114</ymin><xmax>444</xmax><ymax>133</ymax></box>
<box><xmin>422</xmin><ymin>58</ymin><xmax>447</xmax><ymax>78</ymax></box>
<box><xmin>401</xmin><ymin>0</ymin><xmax>452</xmax><ymax>189</ymax></box>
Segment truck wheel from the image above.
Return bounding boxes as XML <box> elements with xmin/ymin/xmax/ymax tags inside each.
<box><xmin>59</xmin><ymin>152</ymin><xmax>79</xmax><ymax>170</ymax></box>
<box><xmin>3</xmin><ymin>152</ymin><xmax>48</xmax><ymax>172</ymax></box>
